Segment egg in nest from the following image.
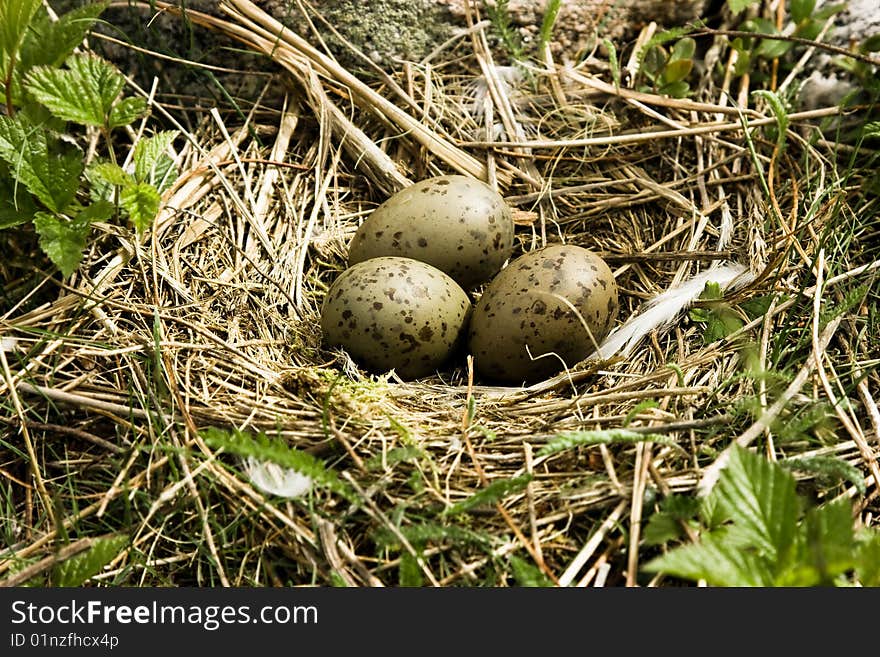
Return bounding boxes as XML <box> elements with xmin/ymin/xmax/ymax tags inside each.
<box><xmin>321</xmin><ymin>257</ymin><xmax>472</xmax><ymax>380</ymax></box>
<box><xmin>468</xmin><ymin>245</ymin><xmax>619</xmax><ymax>384</ymax></box>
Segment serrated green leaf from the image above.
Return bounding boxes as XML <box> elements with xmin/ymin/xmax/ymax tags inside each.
<box><xmin>373</xmin><ymin>522</ymin><xmax>493</xmax><ymax>549</ymax></box>
<box><xmin>781</xmin><ymin>455</ymin><xmax>866</xmax><ymax>495</ymax></box>
<box><xmin>0</xmin><ymin>171</ymin><xmax>36</xmax><ymax>228</ymax></box>
<box><xmin>90</xmin><ymin>161</ymin><xmax>132</xmax><ymax>187</ymax></box>
<box><xmin>25</xmin><ymin>53</ymin><xmax>125</xmax><ymax>127</ymax></box>
<box><xmin>120</xmin><ymin>182</ymin><xmax>160</xmax><ymax>233</ymax></box>
<box><xmin>778</xmin><ymin>499</ymin><xmax>855</xmax><ymax>586</ymax></box>
<box><xmin>643</xmin><ymin>511</ymin><xmax>684</xmax><ymax>546</ymax></box>
<box><xmin>200</xmin><ymin>427</ymin><xmax>355</xmax><ymax>502</ymax></box>
<box><xmin>509</xmin><ymin>554</ymin><xmax>553</xmax><ymax>587</ymax></box>
<box><xmin>53</xmin><ymin>534</ymin><xmax>128</xmax><ymax>586</ymax></box>
<box><xmin>33</xmin><ymin>210</ymin><xmax>91</xmax><ymax>277</ymax></box>
<box><xmin>133</xmin><ymin>130</ymin><xmax>178</xmax><ymax>187</ymax></box>
<box><xmin>699</xmin><ymin>489</ymin><xmax>731</xmax><ymax>529</ymax></box>
<box><xmin>0</xmin><ymin>115</ymin><xmax>81</xmax><ymax>212</ymax></box>
<box><xmin>753</xmin><ymin>89</ymin><xmax>789</xmax><ymax>151</ymax></box>
<box><xmin>108</xmin><ymin>96</ymin><xmax>147</xmax><ymax>129</ymax></box>
<box><xmin>728</xmin><ymin>0</ymin><xmax>761</xmax><ymax>14</ymax></box>
<box><xmin>643</xmin><ymin>533</ymin><xmax>774</xmax><ymax>586</ymax></box>
<box><xmin>662</xmin><ymin>494</ymin><xmax>702</xmax><ymax>520</ymax></box>
<box><xmin>19</xmin><ymin>2</ymin><xmax>108</xmax><ymax>71</ymax></box>
<box><xmin>714</xmin><ymin>445</ymin><xmax>800</xmax><ymax>569</ymax></box>
<box><xmin>442</xmin><ymin>474</ymin><xmax>532</xmax><ymax>516</ymax></box>
<box><xmin>861</xmin><ymin>122</ymin><xmax>880</xmax><ymax>140</ymax></box>
<box><xmin>0</xmin><ymin>0</ymin><xmax>41</xmax><ymax>60</ymax></box>
<box><xmin>537</xmin><ymin>428</ymin><xmax>671</xmax><ymax>458</ymax></box>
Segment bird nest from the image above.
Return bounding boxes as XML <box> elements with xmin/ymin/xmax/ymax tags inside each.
<box><xmin>2</xmin><ymin>0</ymin><xmax>877</xmax><ymax>587</ymax></box>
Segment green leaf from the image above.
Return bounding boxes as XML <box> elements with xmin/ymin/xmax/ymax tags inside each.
<box><xmin>0</xmin><ymin>0</ymin><xmax>41</xmax><ymax>60</ymax></box>
<box><xmin>643</xmin><ymin>494</ymin><xmax>702</xmax><ymax>546</ymax></box>
<box><xmin>509</xmin><ymin>554</ymin><xmax>553</xmax><ymax>587</ymax></box>
<box><xmin>537</xmin><ymin>428</ymin><xmax>671</xmax><ymax>458</ymax></box>
<box><xmin>752</xmin><ymin>89</ymin><xmax>789</xmax><ymax>151</ymax></box>
<box><xmin>89</xmin><ymin>161</ymin><xmax>132</xmax><ymax>187</ymax></box>
<box><xmin>108</xmin><ymin>96</ymin><xmax>147</xmax><ymax>129</ymax></box>
<box><xmin>861</xmin><ymin>34</ymin><xmax>880</xmax><ymax>53</ymax></box>
<box><xmin>781</xmin><ymin>455</ymin><xmax>866</xmax><ymax>495</ymax></box>
<box><xmin>120</xmin><ymin>182</ymin><xmax>160</xmax><ymax>233</ymax></box>
<box><xmin>442</xmin><ymin>474</ymin><xmax>532</xmax><ymax>516</ymax></box>
<box><xmin>0</xmin><ymin>115</ymin><xmax>81</xmax><ymax>212</ymax></box>
<box><xmin>659</xmin><ymin>80</ymin><xmax>690</xmax><ymax>99</ymax></box>
<box><xmin>398</xmin><ymin>551</ymin><xmax>424</xmax><ymax>587</ymax></box>
<box><xmin>623</xmin><ymin>399</ymin><xmax>659</xmax><ymax>427</ymax></box>
<box><xmin>133</xmin><ymin>130</ymin><xmax>178</xmax><ymax>188</ymax></box>
<box><xmin>200</xmin><ymin>427</ymin><xmax>355</xmax><ymax>502</ymax></box>
<box><xmin>0</xmin><ymin>170</ymin><xmax>36</xmax><ymax>228</ymax></box>
<box><xmin>19</xmin><ymin>2</ymin><xmax>108</xmax><ymax>71</ymax></box>
<box><xmin>641</xmin><ymin>46</ymin><xmax>666</xmax><ymax>82</ymax></box>
<box><xmin>855</xmin><ymin>533</ymin><xmax>880</xmax><ymax>586</ymax></box>
<box><xmin>365</xmin><ymin>445</ymin><xmax>425</xmax><ymax>471</ymax></box>
<box><xmin>53</xmin><ymin>535</ymin><xmax>128</xmax><ymax>586</ymax></box>
<box><xmin>643</xmin><ymin>511</ymin><xmax>684</xmax><ymax>546</ymax></box>
<box><xmin>643</xmin><ymin>532</ymin><xmax>775</xmax><ymax>586</ymax></box>
<box><xmin>756</xmin><ymin>37</ymin><xmax>792</xmax><ymax>59</ymax></box>
<box><xmin>32</xmin><ymin>210</ymin><xmax>91</xmax><ymax>277</ymax></box>
<box><xmin>670</xmin><ymin>38</ymin><xmax>696</xmax><ymax>62</ymax></box>
<box><xmin>779</xmin><ymin>499</ymin><xmax>855</xmax><ymax>586</ymax></box>
<box><xmin>25</xmin><ymin>53</ymin><xmax>126</xmax><ymax>127</ymax></box>
<box><xmin>660</xmin><ymin>58</ymin><xmax>693</xmax><ymax>85</ymax></box>
<box><xmin>728</xmin><ymin>0</ymin><xmax>761</xmax><ymax>14</ymax></box>
<box><xmin>538</xmin><ymin>0</ymin><xmax>562</xmax><ymax>52</ymax></box>
<box><xmin>604</xmin><ymin>39</ymin><xmax>620</xmax><ymax>90</ymax></box>
<box><xmin>373</xmin><ymin>522</ymin><xmax>493</xmax><ymax>550</ymax></box>
<box><xmin>791</xmin><ymin>0</ymin><xmax>817</xmax><ymax>24</ymax></box>
<box><xmin>714</xmin><ymin>445</ymin><xmax>800</xmax><ymax>569</ymax></box>
<box><xmin>740</xmin><ymin>295</ymin><xmax>773</xmax><ymax>319</ymax></box>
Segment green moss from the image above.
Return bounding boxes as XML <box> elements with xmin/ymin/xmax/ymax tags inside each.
<box><xmin>295</xmin><ymin>0</ymin><xmax>453</xmax><ymax>67</ymax></box>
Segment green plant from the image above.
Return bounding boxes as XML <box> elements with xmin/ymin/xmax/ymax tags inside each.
<box><xmin>640</xmin><ymin>36</ymin><xmax>697</xmax><ymax>98</ymax></box>
<box><xmin>727</xmin><ymin>0</ymin><xmax>846</xmax><ymax>82</ymax></box>
<box><xmin>644</xmin><ymin>445</ymin><xmax>880</xmax><ymax>586</ymax></box>
<box><xmin>0</xmin><ymin>0</ymin><xmax>177</xmax><ymax>277</ymax></box>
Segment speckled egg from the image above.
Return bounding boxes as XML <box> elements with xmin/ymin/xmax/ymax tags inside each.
<box><xmin>347</xmin><ymin>175</ymin><xmax>514</xmax><ymax>289</ymax></box>
<box><xmin>321</xmin><ymin>257</ymin><xmax>472</xmax><ymax>379</ymax></box>
<box><xmin>468</xmin><ymin>245</ymin><xmax>619</xmax><ymax>384</ymax></box>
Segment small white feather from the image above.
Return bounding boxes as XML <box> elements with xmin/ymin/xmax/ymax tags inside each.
<box><xmin>592</xmin><ymin>263</ymin><xmax>754</xmax><ymax>361</ymax></box>
<box><xmin>242</xmin><ymin>457</ymin><xmax>313</xmax><ymax>499</ymax></box>
<box><xmin>1</xmin><ymin>337</ymin><xmax>19</xmax><ymax>352</ymax></box>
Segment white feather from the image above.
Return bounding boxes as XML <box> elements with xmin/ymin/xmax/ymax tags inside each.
<box><xmin>592</xmin><ymin>263</ymin><xmax>754</xmax><ymax>361</ymax></box>
<box><xmin>242</xmin><ymin>457</ymin><xmax>313</xmax><ymax>499</ymax></box>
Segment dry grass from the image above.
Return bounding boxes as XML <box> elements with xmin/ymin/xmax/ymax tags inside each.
<box><xmin>1</xmin><ymin>0</ymin><xmax>878</xmax><ymax>587</ymax></box>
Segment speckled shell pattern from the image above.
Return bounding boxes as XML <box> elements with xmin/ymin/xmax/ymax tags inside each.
<box><xmin>468</xmin><ymin>245</ymin><xmax>619</xmax><ymax>384</ymax></box>
<box><xmin>321</xmin><ymin>257</ymin><xmax>472</xmax><ymax>380</ymax></box>
<box><xmin>347</xmin><ymin>175</ymin><xmax>514</xmax><ymax>289</ymax></box>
